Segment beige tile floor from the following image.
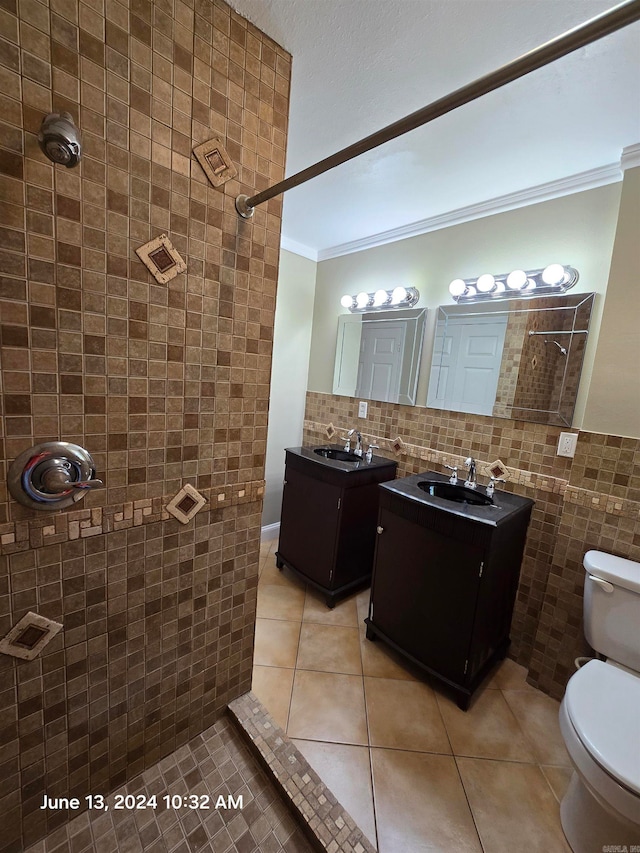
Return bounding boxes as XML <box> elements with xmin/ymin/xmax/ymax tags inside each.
<box><xmin>253</xmin><ymin>534</ymin><xmax>574</xmax><ymax>853</ymax></box>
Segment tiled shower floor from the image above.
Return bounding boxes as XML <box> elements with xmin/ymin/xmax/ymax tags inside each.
<box><xmin>253</xmin><ymin>533</ymin><xmax>574</xmax><ymax>853</ymax></box>
<box><xmin>23</xmin><ymin>716</ymin><xmax>313</xmax><ymax>853</ymax></box>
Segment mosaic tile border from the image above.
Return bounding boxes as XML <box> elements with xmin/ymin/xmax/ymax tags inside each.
<box><xmin>564</xmin><ymin>484</ymin><xmax>640</xmax><ymax>520</ymax></box>
<box><xmin>0</xmin><ymin>480</ymin><xmax>265</xmax><ymax>555</ymax></box>
<box><xmin>305</xmin><ymin>419</ymin><xmax>569</xmax><ymax>497</ymax></box>
<box><xmin>306</xmin><ymin>420</ymin><xmax>640</xmax><ymax>520</ymax></box>
<box><xmin>228</xmin><ymin>692</ymin><xmax>376</xmax><ymax>853</ymax></box>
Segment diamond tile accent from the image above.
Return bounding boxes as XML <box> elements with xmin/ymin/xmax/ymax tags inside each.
<box><xmin>165</xmin><ymin>483</ymin><xmax>207</xmax><ymax>524</ymax></box>
<box><xmin>0</xmin><ymin>611</ymin><xmax>63</xmax><ymax>661</ymax></box>
<box><xmin>192</xmin><ymin>137</ymin><xmax>238</xmax><ymax>187</ymax></box>
<box><xmin>325</xmin><ymin>422</ymin><xmax>336</xmax><ymax>439</ymax></box>
<box><xmin>484</xmin><ymin>459</ymin><xmax>511</xmax><ymax>481</ymax></box>
<box><xmin>392</xmin><ymin>436</ymin><xmax>406</xmax><ymax>456</ymax></box>
<box><xmin>135</xmin><ymin>233</ymin><xmax>187</xmax><ymax>284</ymax></box>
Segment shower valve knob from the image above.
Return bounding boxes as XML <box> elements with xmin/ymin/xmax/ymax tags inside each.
<box><xmin>8</xmin><ymin>442</ymin><xmax>104</xmax><ymax>511</ymax></box>
<box><xmin>40</xmin><ymin>462</ymin><xmax>104</xmax><ymax>493</ymax></box>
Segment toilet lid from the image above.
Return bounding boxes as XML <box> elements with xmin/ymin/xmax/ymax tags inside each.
<box><xmin>565</xmin><ymin>660</ymin><xmax>640</xmax><ymax>796</ymax></box>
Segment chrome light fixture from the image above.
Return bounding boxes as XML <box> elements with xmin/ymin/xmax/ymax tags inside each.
<box><xmin>340</xmin><ymin>286</ymin><xmax>420</xmax><ymax>313</ymax></box>
<box><xmin>448</xmin><ymin>265</ymin><xmax>579</xmax><ymax>303</ymax></box>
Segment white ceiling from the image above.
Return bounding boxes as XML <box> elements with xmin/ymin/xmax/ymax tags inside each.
<box><xmin>230</xmin><ymin>0</ymin><xmax>640</xmax><ymax>259</ymax></box>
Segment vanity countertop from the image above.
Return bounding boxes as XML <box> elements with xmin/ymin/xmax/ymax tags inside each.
<box><xmin>286</xmin><ymin>445</ymin><xmax>397</xmax><ymax>473</ymax></box>
<box><xmin>381</xmin><ymin>470</ymin><xmax>534</xmax><ymax>527</ymax></box>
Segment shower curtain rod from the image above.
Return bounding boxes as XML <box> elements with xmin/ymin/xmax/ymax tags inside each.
<box><xmin>235</xmin><ymin>0</ymin><xmax>640</xmax><ymax>219</ymax></box>
<box><xmin>528</xmin><ymin>329</ymin><xmax>589</xmax><ymax>336</ymax></box>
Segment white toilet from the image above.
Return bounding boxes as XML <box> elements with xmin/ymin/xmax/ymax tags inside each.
<box><xmin>559</xmin><ymin>550</ymin><xmax>640</xmax><ymax>852</ymax></box>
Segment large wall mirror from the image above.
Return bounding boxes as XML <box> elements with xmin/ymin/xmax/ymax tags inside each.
<box><xmin>427</xmin><ymin>293</ymin><xmax>595</xmax><ymax>426</ymax></box>
<box><xmin>333</xmin><ymin>308</ymin><xmax>427</xmax><ymax>405</ymax></box>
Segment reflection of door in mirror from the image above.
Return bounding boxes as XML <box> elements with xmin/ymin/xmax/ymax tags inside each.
<box><xmin>356</xmin><ymin>322</ymin><xmax>406</xmax><ymax>403</ymax></box>
<box><xmin>333</xmin><ymin>308</ymin><xmax>427</xmax><ymax>406</ymax></box>
<box><xmin>427</xmin><ymin>294</ymin><xmax>595</xmax><ymax>426</ymax></box>
<box><xmin>427</xmin><ymin>315</ymin><xmax>507</xmax><ymax>415</ymax></box>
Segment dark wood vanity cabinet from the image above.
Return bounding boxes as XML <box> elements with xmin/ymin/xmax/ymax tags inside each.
<box><xmin>365</xmin><ymin>474</ymin><xmax>533</xmax><ymax>708</ymax></box>
<box><xmin>276</xmin><ymin>447</ymin><xmax>397</xmax><ymax>606</ymax></box>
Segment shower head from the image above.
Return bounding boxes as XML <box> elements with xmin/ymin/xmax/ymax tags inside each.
<box><xmin>544</xmin><ymin>339</ymin><xmax>568</xmax><ymax>356</ymax></box>
<box><xmin>37</xmin><ymin>112</ymin><xmax>82</xmax><ymax>168</ymax></box>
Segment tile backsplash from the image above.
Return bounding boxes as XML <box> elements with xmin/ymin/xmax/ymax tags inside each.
<box><xmin>305</xmin><ymin>392</ymin><xmax>640</xmax><ymax>701</ymax></box>
<box><xmin>0</xmin><ymin>0</ymin><xmax>290</xmax><ymax>849</ymax></box>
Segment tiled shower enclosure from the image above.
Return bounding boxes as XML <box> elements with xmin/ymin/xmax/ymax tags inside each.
<box><xmin>0</xmin><ymin>0</ymin><xmax>291</xmax><ymax>849</ymax></box>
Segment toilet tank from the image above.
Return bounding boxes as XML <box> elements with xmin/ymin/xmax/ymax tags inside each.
<box><xmin>583</xmin><ymin>550</ymin><xmax>640</xmax><ymax>672</ymax></box>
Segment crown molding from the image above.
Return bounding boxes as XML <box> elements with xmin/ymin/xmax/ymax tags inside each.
<box><xmin>621</xmin><ymin>143</ymin><xmax>640</xmax><ymax>172</ymax></box>
<box><xmin>280</xmin><ymin>235</ymin><xmax>318</xmax><ymax>262</ymax></box>
<box><xmin>316</xmin><ymin>162</ymin><xmax>624</xmax><ymax>262</ymax></box>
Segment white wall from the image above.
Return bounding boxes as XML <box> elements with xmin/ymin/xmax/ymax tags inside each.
<box><xmin>583</xmin><ymin>166</ymin><xmax>640</xmax><ymax>437</ymax></box>
<box><xmin>262</xmin><ymin>248</ymin><xmax>317</xmax><ymax>527</ymax></box>
<box><xmin>307</xmin><ymin>183</ymin><xmax>622</xmax><ymax>427</ymax></box>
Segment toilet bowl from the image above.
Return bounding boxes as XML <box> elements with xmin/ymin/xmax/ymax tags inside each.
<box><xmin>558</xmin><ymin>551</ymin><xmax>640</xmax><ymax>852</ymax></box>
<box><xmin>559</xmin><ymin>660</ymin><xmax>640</xmax><ymax>852</ymax></box>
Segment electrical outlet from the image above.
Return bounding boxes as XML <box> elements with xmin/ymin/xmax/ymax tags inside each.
<box><xmin>557</xmin><ymin>432</ymin><xmax>578</xmax><ymax>458</ymax></box>
<box><xmin>358</xmin><ymin>401</ymin><xmax>368</xmax><ymax>418</ymax></box>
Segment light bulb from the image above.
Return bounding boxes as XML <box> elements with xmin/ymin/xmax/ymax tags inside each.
<box><xmin>465</xmin><ymin>285</ymin><xmax>477</xmax><ymax>297</ymax></box>
<box><xmin>506</xmin><ymin>269</ymin><xmax>527</xmax><ymax>290</ymax></box>
<box><xmin>356</xmin><ymin>291</ymin><xmax>370</xmax><ymax>309</ymax></box>
<box><xmin>476</xmin><ymin>274</ymin><xmax>495</xmax><ymax>293</ymax></box>
<box><xmin>448</xmin><ymin>279</ymin><xmax>466</xmax><ymax>297</ymax></box>
<box><xmin>494</xmin><ymin>281</ymin><xmax>506</xmax><ymax>293</ymax></box>
<box><xmin>542</xmin><ymin>264</ymin><xmax>565</xmax><ymax>285</ymax></box>
<box><xmin>390</xmin><ymin>286</ymin><xmax>407</xmax><ymax>305</ymax></box>
<box><xmin>340</xmin><ymin>294</ymin><xmax>353</xmax><ymax>309</ymax></box>
<box><xmin>373</xmin><ymin>289</ymin><xmax>388</xmax><ymax>307</ymax></box>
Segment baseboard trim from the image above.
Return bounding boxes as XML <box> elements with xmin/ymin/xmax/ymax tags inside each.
<box><xmin>261</xmin><ymin>522</ymin><xmax>280</xmax><ymax>541</ymax></box>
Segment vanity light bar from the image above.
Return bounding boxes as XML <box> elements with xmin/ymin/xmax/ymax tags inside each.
<box><xmin>340</xmin><ymin>286</ymin><xmax>420</xmax><ymax>313</ymax></box>
<box><xmin>448</xmin><ymin>265</ymin><xmax>579</xmax><ymax>303</ymax></box>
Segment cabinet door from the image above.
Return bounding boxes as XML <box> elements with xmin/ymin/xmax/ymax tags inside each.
<box><xmin>279</xmin><ymin>465</ymin><xmax>341</xmax><ymax>587</ymax></box>
<box><xmin>371</xmin><ymin>508</ymin><xmax>484</xmax><ymax>682</ymax></box>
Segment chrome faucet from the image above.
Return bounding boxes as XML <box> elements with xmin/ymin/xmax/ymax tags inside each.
<box><xmin>443</xmin><ymin>464</ymin><xmax>458</xmax><ymax>484</ymax></box>
<box><xmin>341</xmin><ymin>428</ymin><xmax>363</xmax><ymax>456</ymax></box>
<box><xmin>464</xmin><ymin>456</ymin><xmax>477</xmax><ymax>489</ymax></box>
<box><xmin>365</xmin><ymin>443</ymin><xmax>379</xmax><ymax>464</ymax></box>
<box><xmin>342</xmin><ymin>429</ymin><xmax>355</xmax><ymax>451</ymax></box>
<box><xmin>486</xmin><ymin>475</ymin><xmax>506</xmax><ymax>497</ymax></box>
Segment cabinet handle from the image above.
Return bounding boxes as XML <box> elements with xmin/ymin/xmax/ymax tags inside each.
<box><xmin>377</xmin><ymin>526</ymin><xmax>384</xmax><ymax>534</ymax></box>
<box><xmin>283</xmin><ymin>479</ymin><xmax>287</xmax><ymax>485</ymax></box>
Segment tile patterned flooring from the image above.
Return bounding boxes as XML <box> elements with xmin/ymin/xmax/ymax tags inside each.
<box><xmin>23</xmin><ymin>716</ymin><xmax>313</xmax><ymax>853</ymax></box>
<box><xmin>253</xmin><ymin>534</ymin><xmax>574</xmax><ymax>853</ymax></box>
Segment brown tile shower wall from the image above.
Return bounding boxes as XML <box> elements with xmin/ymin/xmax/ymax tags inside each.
<box><xmin>0</xmin><ymin>1</ymin><xmax>290</xmax><ymax>850</ymax></box>
<box><xmin>304</xmin><ymin>392</ymin><xmax>640</xmax><ymax>700</ymax></box>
